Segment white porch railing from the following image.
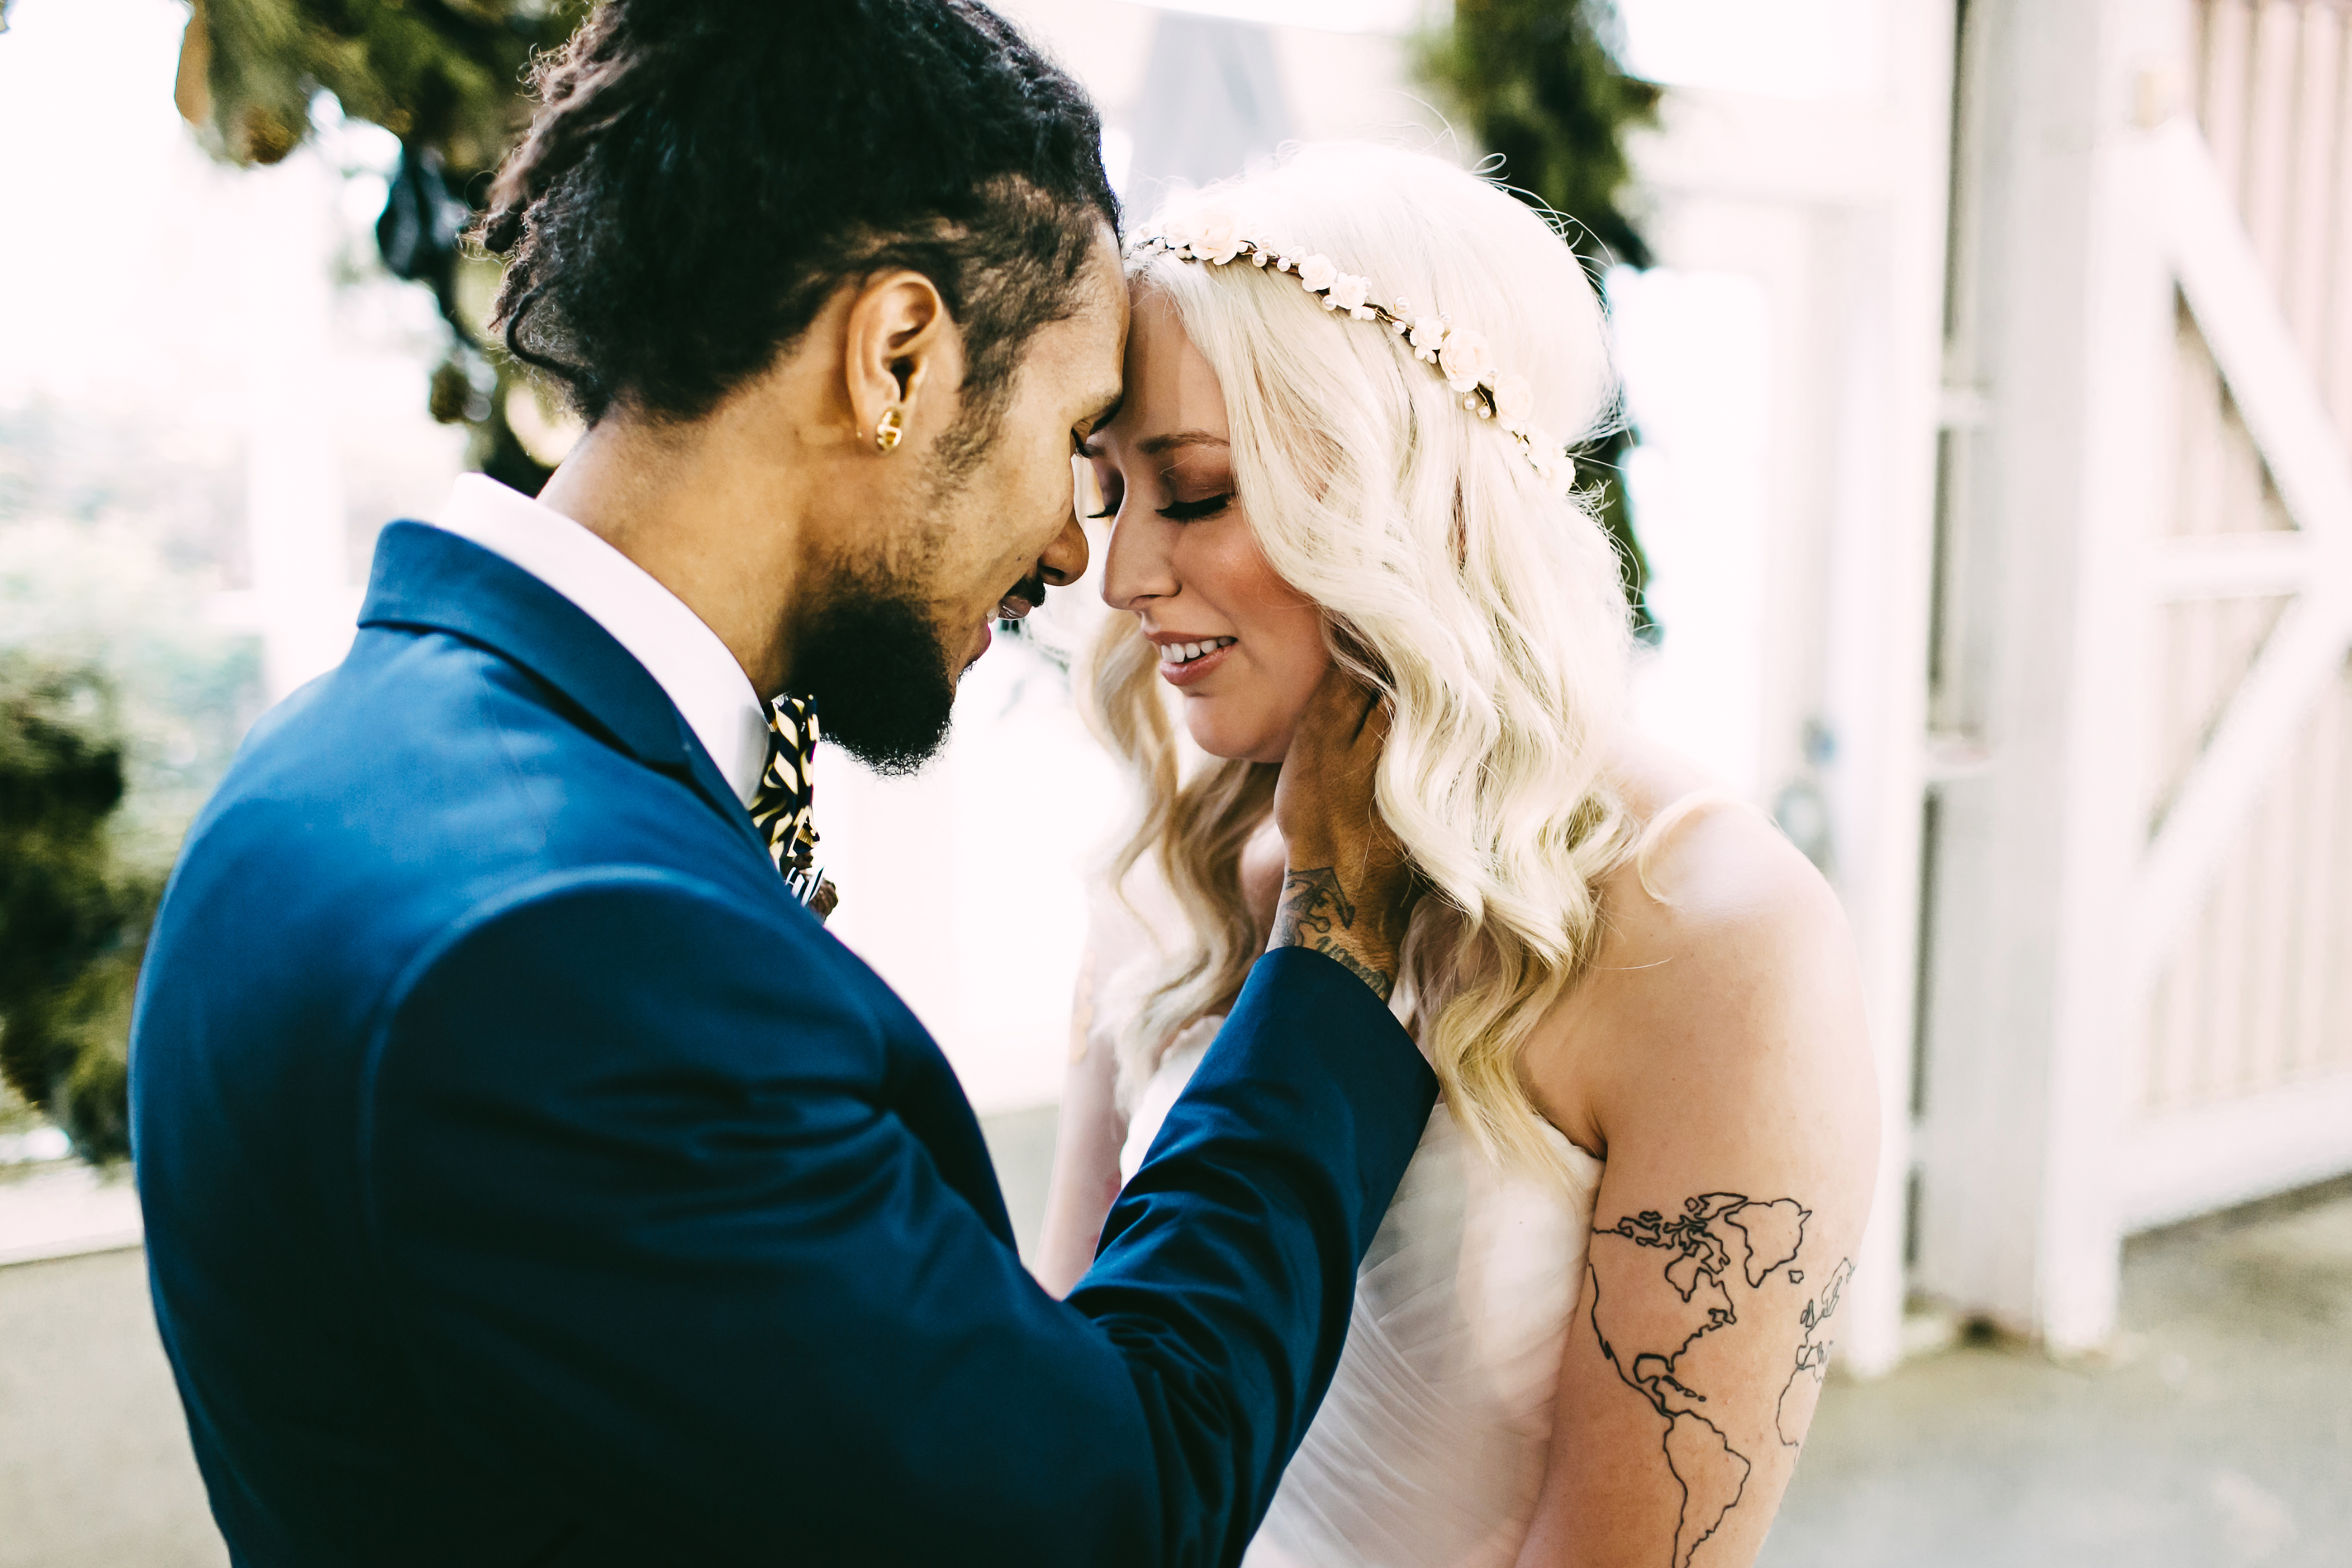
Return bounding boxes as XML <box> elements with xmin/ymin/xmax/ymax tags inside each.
<box><xmin>1911</xmin><ymin>0</ymin><xmax>2352</xmax><ymax>1352</ymax></box>
<box><xmin>2122</xmin><ymin>5</ymin><xmax>2352</xmax><ymax>1228</ymax></box>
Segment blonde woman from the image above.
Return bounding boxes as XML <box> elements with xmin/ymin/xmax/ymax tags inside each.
<box><xmin>1038</xmin><ymin>144</ymin><xmax>1880</xmax><ymax>1568</ymax></box>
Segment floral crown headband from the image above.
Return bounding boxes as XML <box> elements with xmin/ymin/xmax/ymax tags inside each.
<box><xmin>1129</xmin><ymin>210</ymin><xmax>1576</xmax><ymax>495</ymax></box>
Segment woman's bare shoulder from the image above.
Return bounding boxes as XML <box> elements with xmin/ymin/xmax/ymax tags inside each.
<box><xmin>1605</xmin><ymin>743</ymin><xmax>1847</xmax><ymax>963</ymax></box>
<box><xmin>1526</xmin><ymin>736</ymin><xmax>1870</xmax><ymax>1154</ymax></box>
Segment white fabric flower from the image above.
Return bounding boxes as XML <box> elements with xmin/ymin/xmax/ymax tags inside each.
<box><xmin>1493</xmin><ymin>373</ymin><xmax>1535</xmax><ymax>431</ymax></box>
<box><xmin>1523</xmin><ymin>430</ymin><xmax>1575</xmax><ymax>495</ymax></box>
<box><xmin>1298</xmin><ymin>254</ymin><xmax>1339</xmax><ymax>293</ymax></box>
<box><xmin>1408</xmin><ymin>315</ymin><xmax>1446</xmax><ymax>361</ymax></box>
<box><xmin>1158</xmin><ymin>218</ymin><xmax>1193</xmax><ymax>253</ymax></box>
<box><xmin>1188</xmin><ymin>208</ymin><xmax>1247</xmax><ymax>265</ymax></box>
<box><xmin>1438</xmin><ymin>328</ymin><xmax>1496</xmax><ymax>393</ymax></box>
<box><xmin>1326</xmin><ymin>273</ymin><xmax>1372</xmax><ymax>314</ymax></box>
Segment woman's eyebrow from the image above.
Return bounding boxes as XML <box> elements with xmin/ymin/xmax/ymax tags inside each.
<box><xmin>1136</xmin><ymin>430</ymin><xmax>1229</xmax><ymax>456</ymax></box>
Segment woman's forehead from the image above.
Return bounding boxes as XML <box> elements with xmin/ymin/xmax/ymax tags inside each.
<box><xmin>1109</xmin><ymin>290</ymin><xmax>1228</xmax><ymax>442</ymax></box>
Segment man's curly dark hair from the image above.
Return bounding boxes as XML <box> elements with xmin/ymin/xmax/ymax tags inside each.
<box><xmin>478</xmin><ymin>0</ymin><xmax>1120</xmax><ymax>438</ymax></box>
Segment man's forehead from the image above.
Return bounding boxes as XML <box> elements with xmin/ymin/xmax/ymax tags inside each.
<box><xmin>1036</xmin><ymin>252</ymin><xmax>1127</xmax><ymax>412</ymax></box>
<box><xmin>1071</xmin><ymin>226</ymin><xmax>1130</xmax><ymax>333</ymax></box>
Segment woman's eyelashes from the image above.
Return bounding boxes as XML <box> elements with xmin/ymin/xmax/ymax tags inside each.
<box><xmin>1086</xmin><ymin>479</ymin><xmax>1232</xmax><ymax>523</ymax></box>
<box><xmin>1158</xmin><ymin>492</ymin><xmax>1232</xmax><ymax>521</ymax></box>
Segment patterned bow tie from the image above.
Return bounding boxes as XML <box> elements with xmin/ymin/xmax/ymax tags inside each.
<box><xmin>750</xmin><ymin>694</ymin><xmax>838</xmax><ymax>922</ymax></box>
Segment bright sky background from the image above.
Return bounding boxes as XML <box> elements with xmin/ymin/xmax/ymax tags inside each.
<box><xmin>1149</xmin><ymin>0</ymin><xmax>1426</xmax><ymax>33</ymax></box>
<box><xmin>0</xmin><ymin>0</ymin><xmax>1795</xmax><ymax>1109</ymax></box>
<box><xmin>0</xmin><ymin>0</ymin><xmax>1880</xmax><ymax>408</ymax></box>
<box><xmin>0</xmin><ymin>0</ymin><xmax>236</xmax><ymax>405</ymax></box>
<box><xmin>0</xmin><ymin>0</ymin><xmax>1881</xmax><ymax>403</ymax></box>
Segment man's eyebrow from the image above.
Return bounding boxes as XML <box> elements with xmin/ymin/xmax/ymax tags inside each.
<box><xmin>1136</xmin><ymin>430</ymin><xmax>1229</xmax><ymax>456</ymax></box>
<box><xmin>1075</xmin><ymin>390</ymin><xmax>1123</xmax><ymax>455</ymax></box>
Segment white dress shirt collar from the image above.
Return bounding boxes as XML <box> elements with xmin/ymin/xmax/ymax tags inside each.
<box><xmin>429</xmin><ymin>474</ymin><xmax>771</xmax><ymax>807</ymax></box>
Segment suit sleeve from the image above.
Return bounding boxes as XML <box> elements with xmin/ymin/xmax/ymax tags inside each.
<box><xmin>364</xmin><ymin>870</ymin><xmax>1435</xmax><ymax>1567</ymax></box>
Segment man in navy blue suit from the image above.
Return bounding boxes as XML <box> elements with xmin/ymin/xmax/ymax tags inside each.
<box><xmin>129</xmin><ymin>5</ymin><xmax>1435</xmax><ymax>1564</ymax></box>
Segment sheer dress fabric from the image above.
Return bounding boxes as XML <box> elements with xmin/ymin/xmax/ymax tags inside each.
<box><xmin>1121</xmin><ymin>1024</ymin><xmax>1604</xmax><ymax>1568</ymax></box>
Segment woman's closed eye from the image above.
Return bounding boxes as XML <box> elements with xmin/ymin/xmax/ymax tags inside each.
<box><xmin>1159</xmin><ymin>492</ymin><xmax>1232</xmax><ymax>522</ymax></box>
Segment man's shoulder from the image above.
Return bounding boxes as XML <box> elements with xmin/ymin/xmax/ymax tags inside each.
<box><xmin>208</xmin><ymin>625</ymin><xmax>710</xmax><ymax>862</ymax></box>
<box><xmin>157</xmin><ymin>624</ymin><xmax>781</xmax><ymax>1030</ymax></box>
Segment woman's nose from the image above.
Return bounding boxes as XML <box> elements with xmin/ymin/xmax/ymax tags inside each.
<box><xmin>1099</xmin><ymin>509</ymin><xmax>1178</xmax><ymax>612</ymax></box>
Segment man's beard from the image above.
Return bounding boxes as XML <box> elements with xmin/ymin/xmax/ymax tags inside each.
<box><xmin>791</xmin><ymin>559</ymin><xmax>960</xmax><ymax>777</ymax></box>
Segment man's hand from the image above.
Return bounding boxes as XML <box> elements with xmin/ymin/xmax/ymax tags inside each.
<box><xmin>1270</xmin><ymin>665</ymin><xmax>1412</xmax><ymax>1000</ymax></box>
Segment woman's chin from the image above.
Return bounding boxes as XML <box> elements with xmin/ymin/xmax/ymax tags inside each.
<box><xmin>1183</xmin><ymin>712</ymin><xmax>1294</xmax><ymax>767</ymax></box>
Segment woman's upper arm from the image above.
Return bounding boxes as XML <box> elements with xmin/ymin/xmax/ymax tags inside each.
<box><xmin>1519</xmin><ymin>853</ymin><xmax>1880</xmax><ymax>1568</ymax></box>
<box><xmin>1036</xmin><ymin>941</ymin><xmax>1127</xmax><ymax>1297</ymax></box>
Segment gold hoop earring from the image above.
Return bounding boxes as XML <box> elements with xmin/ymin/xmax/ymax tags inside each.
<box><xmin>874</xmin><ymin>407</ymin><xmax>905</xmax><ymax>453</ymax></box>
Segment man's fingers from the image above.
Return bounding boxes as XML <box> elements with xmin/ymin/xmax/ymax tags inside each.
<box><xmin>1295</xmin><ymin>662</ymin><xmax>1379</xmax><ymax>748</ymax></box>
<box><xmin>1312</xmin><ymin>663</ymin><xmax>1371</xmax><ymax>733</ymax></box>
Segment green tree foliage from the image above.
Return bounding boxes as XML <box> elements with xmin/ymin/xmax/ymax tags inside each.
<box><xmin>0</xmin><ymin>394</ymin><xmax>267</xmax><ymax>1163</ymax></box>
<box><xmin>1420</xmin><ymin>0</ymin><xmax>1661</xmax><ymax>636</ymax></box>
<box><xmin>179</xmin><ymin>0</ymin><xmax>591</xmax><ymax>491</ymax></box>
<box><xmin>183</xmin><ymin>0</ymin><xmax>573</xmax><ymax>170</ymax></box>
<box><xmin>0</xmin><ymin>655</ymin><xmax>160</xmax><ymax>1162</ymax></box>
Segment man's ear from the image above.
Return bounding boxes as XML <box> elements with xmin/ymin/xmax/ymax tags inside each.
<box><xmin>842</xmin><ymin>270</ymin><xmax>962</xmax><ymax>447</ymax></box>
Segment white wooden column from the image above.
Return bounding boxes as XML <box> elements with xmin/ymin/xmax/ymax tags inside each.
<box><xmin>1911</xmin><ymin>0</ymin><xmax>2188</xmax><ymax>1351</ymax></box>
<box><xmin>1812</xmin><ymin>0</ymin><xmax>1958</xmax><ymax>1378</ymax></box>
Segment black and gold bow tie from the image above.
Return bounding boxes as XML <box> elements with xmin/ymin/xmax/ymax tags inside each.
<box><xmin>749</xmin><ymin>694</ymin><xmax>838</xmax><ymax>922</ymax></box>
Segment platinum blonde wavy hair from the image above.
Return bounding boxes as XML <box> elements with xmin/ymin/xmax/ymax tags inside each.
<box><xmin>1079</xmin><ymin>143</ymin><xmax>1642</xmax><ymax>1181</ymax></box>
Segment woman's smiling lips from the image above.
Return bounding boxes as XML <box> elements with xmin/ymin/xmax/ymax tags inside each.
<box><xmin>1151</xmin><ymin>632</ymin><xmax>1238</xmax><ymax>688</ymax></box>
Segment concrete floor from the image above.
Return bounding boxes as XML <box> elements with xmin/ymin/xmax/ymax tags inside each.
<box><xmin>2</xmin><ymin>1128</ymin><xmax>2344</xmax><ymax>1567</ymax></box>
<box><xmin>1759</xmin><ymin>1175</ymin><xmax>2352</xmax><ymax>1568</ymax></box>
<box><xmin>0</xmin><ymin>1247</ymin><xmax>224</xmax><ymax>1568</ymax></box>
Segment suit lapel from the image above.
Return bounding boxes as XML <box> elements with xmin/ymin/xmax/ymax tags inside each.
<box><xmin>359</xmin><ymin>521</ymin><xmax>772</xmax><ymax>866</ymax></box>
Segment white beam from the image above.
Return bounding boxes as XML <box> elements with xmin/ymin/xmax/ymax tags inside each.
<box><xmin>2117</xmin><ymin>1074</ymin><xmax>2352</xmax><ymax>1232</ymax></box>
<box><xmin>2133</xmin><ymin>581</ymin><xmax>2352</xmax><ymax>992</ymax></box>
<box><xmin>2149</xmin><ymin>535</ymin><xmax>2314</xmax><ymax>600</ymax></box>
<box><xmin>2131</xmin><ymin>120</ymin><xmax>2352</xmax><ymax>994</ymax></box>
<box><xmin>2158</xmin><ymin>120</ymin><xmax>2352</xmax><ymax>549</ymax></box>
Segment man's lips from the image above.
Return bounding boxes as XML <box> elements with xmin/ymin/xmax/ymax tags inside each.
<box><xmin>997</xmin><ymin>573</ymin><xmax>1048</xmax><ymax>622</ymax></box>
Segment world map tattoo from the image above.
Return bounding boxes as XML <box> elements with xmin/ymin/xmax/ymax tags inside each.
<box><xmin>1270</xmin><ymin>865</ymin><xmax>1393</xmax><ymax>999</ymax></box>
<box><xmin>1777</xmin><ymin>1255</ymin><xmax>1853</xmax><ymax>1447</ymax></box>
<box><xmin>1586</xmin><ymin>1193</ymin><xmax>1852</xmax><ymax>1567</ymax></box>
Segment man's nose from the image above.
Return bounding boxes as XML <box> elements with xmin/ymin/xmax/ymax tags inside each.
<box><xmin>1038</xmin><ymin>510</ymin><xmax>1089</xmax><ymax>589</ymax></box>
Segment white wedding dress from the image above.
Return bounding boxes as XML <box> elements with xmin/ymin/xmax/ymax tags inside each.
<box><xmin>1120</xmin><ymin>1018</ymin><xmax>1606</xmax><ymax>1568</ymax></box>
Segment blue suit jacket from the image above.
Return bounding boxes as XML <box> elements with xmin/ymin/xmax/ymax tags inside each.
<box><xmin>130</xmin><ymin>521</ymin><xmax>1437</xmax><ymax>1567</ymax></box>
